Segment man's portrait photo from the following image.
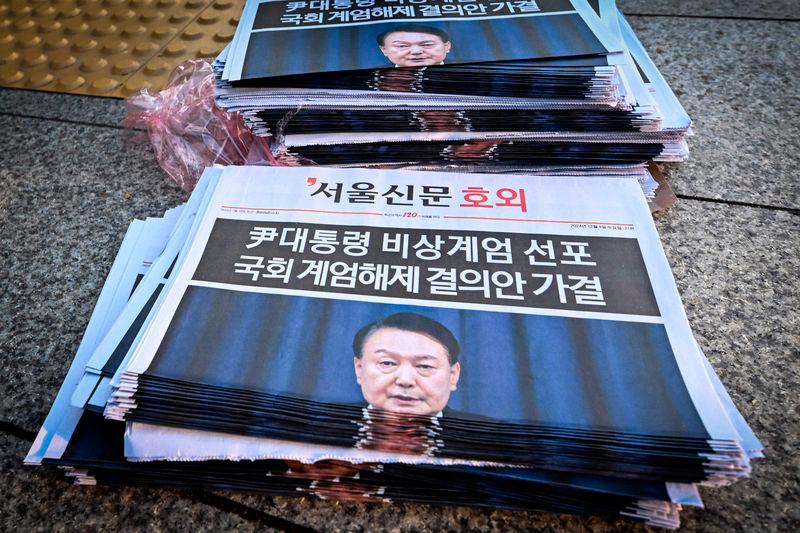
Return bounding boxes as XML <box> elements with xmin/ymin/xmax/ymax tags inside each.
<box><xmin>352</xmin><ymin>312</ymin><xmax>461</xmax><ymax>417</ymax></box>
<box><xmin>377</xmin><ymin>24</ymin><xmax>452</xmax><ymax>67</ymax></box>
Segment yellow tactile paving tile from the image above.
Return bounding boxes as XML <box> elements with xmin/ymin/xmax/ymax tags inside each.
<box><xmin>118</xmin><ymin>0</ymin><xmax>240</xmax><ymax>97</ymax></box>
<box><xmin>0</xmin><ymin>0</ymin><xmax>240</xmax><ymax>97</ymax></box>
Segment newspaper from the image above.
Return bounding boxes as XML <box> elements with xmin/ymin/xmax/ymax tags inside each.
<box><xmin>223</xmin><ymin>0</ymin><xmax>624</xmax><ymax>81</ymax></box>
<box><xmin>103</xmin><ymin>166</ymin><xmax>749</xmax><ymax>485</ymax></box>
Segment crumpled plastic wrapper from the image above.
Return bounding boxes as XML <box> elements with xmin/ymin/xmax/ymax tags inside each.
<box><xmin>123</xmin><ymin>59</ymin><xmax>281</xmax><ymax>192</ymax></box>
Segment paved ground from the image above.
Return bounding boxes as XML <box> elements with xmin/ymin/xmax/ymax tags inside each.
<box><xmin>1</xmin><ymin>1</ymin><xmax>798</xmax><ymax>531</ymax></box>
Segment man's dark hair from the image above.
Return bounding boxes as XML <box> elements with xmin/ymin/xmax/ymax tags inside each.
<box><xmin>353</xmin><ymin>312</ymin><xmax>460</xmax><ymax>364</ymax></box>
<box><xmin>376</xmin><ymin>24</ymin><xmax>451</xmax><ymax>46</ymax></box>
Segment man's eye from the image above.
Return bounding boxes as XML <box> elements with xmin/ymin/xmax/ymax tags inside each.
<box><xmin>417</xmin><ymin>364</ymin><xmax>434</xmax><ymax>370</ymax></box>
<box><xmin>379</xmin><ymin>361</ymin><xmax>397</xmax><ymax>367</ymax></box>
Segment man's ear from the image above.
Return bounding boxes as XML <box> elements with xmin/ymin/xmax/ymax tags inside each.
<box><xmin>449</xmin><ymin>361</ymin><xmax>461</xmax><ymax>391</ymax></box>
<box><xmin>354</xmin><ymin>357</ymin><xmax>363</xmax><ymax>385</ymax></box>
<box><xmin>444</xmin><ymin>42</ymin><xmax>452</xmax><ymax>53</ymax></box>
<box><xmin>379</xmin><ymin>45</ymin><xmax>389</xmax><ymax>58</ymax></box>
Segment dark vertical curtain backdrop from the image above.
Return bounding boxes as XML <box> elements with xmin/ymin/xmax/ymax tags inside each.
<box><xmin>149</xmin><ymin>286</ymin><xmax>708</xmax><ymax>438</ymax></box>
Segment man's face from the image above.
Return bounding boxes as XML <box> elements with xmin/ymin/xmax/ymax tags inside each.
<box><xmin>354</xmin><ymin>327</ymin><xmax>460</xmax><ymax>416</ymax></box>
<box><xmin>380</xmin><ymin>31</ymin><xmax>451</xmax><ymax>67</ymax></box>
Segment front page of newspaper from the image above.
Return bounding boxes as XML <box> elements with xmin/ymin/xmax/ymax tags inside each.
<box><xmin>114</xmin><ymin>166</ymin><xmax>742</xmax><ymax>465</ymax></box>
<box><xmin>225</xmin><ymin>0</ymin><xmax>623</xmax><ymax>80</ymax></box>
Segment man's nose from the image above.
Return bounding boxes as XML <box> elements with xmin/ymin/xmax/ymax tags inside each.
<box><xmin>395</xmin><ymin>364</ymin><xmax>415</xmax><ymax>387</ymax></box>
<box><xmin>409</xmin><ymin>45</ymin><xmax>423</xmax><ymax>54</ymax></box>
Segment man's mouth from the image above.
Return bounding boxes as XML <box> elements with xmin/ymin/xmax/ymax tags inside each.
<box><xmin>390</xmin><ymin>395</ymin><xmax>422</xmax><ymax>402</ymax></box>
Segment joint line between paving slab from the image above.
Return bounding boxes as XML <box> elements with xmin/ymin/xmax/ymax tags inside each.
<box><xmin>0</xmin><ymin>87</ymin><xmax>122</xmax><ymax>102</ymax></box>
<box><xmin>117</xmin><ymin>2</ymin><xmax>223</xmax><ymax>92</ymax></box>
<box><xmin>675</xmin><ymin>194</ymin><xmax>800</xmax><ymax>215</ymax></box>
<box><xmin>625</xmin><ymin>13</ymin><xmax>800</xmax><ymax>23</ymax></box>
<box><xmin>0</xmin><ymin>111</ymin><xmax>127</xmax><ymax>131</ymax></box>
<box><xmin>0</xmin><ymin>421</ymin><xmax>36</xmax><ymax>442</ymax></box>
<box><xmin>180</xmin><ymin>491</ymin><xmax>320</xmax><ymax>533</ymax></box>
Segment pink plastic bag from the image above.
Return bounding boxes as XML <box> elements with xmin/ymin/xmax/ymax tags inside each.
<box><xmin>123</xmin><ymin>59</ymin><xmax>281</xmax><ymax>191</ymax></box>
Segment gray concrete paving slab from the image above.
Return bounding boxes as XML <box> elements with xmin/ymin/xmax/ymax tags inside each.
<box><xmin>619</xmin><ymin>0</ymin><xmax>799</xmax><ymax>20</ymax></box>
<box><xmin>0</xmin><ymin>115</ymin><xmax>186</xmax><ymax>429</ymax></box>
<box><xmin>654</xmin><ymin>200</ymin><xmax>800</xmax><ymax>532</ymax></box>
<box><xmin>225</xmin><ymin>490</ymin><xmax>656</xmax><ymax>532</ymax></box>
<box><xmin>629</xmin><ymin>16</ymin><xmax>800</xmax><ymax>209</ymax></box>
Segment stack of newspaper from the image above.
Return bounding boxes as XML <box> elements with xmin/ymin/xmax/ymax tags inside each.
<box><xmin>27</xmin><ymin>166</ymin><xmax>761</xmax><ymax>528</ymax></box>
<box><xmin>213</xmin><ymin>0</ymin><xmax>691</xmax><ymax>173</ymax></box>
